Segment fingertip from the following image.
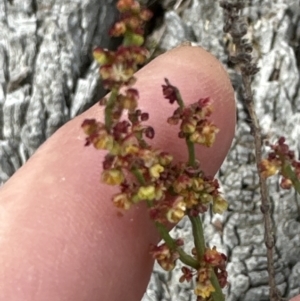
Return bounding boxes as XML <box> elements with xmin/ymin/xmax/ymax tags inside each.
<box><xmin>0</xmin><ymin>45</ymin><xmax>236</xmax><ymax>301</ymax></box>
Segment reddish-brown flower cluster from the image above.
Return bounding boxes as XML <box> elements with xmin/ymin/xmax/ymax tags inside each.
<box><xmin>112</xmin><ymin>0</ymin><xmax>152</xmax><ymax>44</ymax></box>
<box><xmin>204</xmin><ymin>247</ymin><xmax>228</xmax><ymax>289</ymax></box>
<box><xmin>92</xmin><ymin>0</ymin><xmax>151</xmax><ymax>90</ymax></box>
<box><xmin>146</xmin><ymin>169</ymin><xmax>227</xmax><ymax>224</ymax></box>
<box><xmin>163</xmin><ymin>80</ymin><xmax>219</xmax><ymax>147</ymax></box>
<box><xmin>162</xmin><ymin>78</ymin><xmax>180</xmax><ymax>104</ymax></box>
<box><xmin>83</xmin><ymin>101</ymin><xmax>225</xmax><ymax>225</ymax></box>
<box><xmin>260</xmin><ymin>137</ymin><xmax>300</xmax><ymax>189</ymax></box>
<box><xmin>109</xmin><ymin>148</ymin><xmax>173</xmax><ymax>211</ymax></box>
<box><xmin>150</xmin><ymin>241</ymin><xmax>228</xmax><ymax>294</ymax></box>
<box><xmin>173</xmin><ymin>172</ymin><xmax>228</xmax><ymax>216</ymax></box>
<box><xmin>194</xmin><ymin>248</ymin><xmax>227</xmax><ymax>300</ymax></box>
<box><xmin>150</xmin><ymin>239</ymin><xmax>183</xmax><ymax>271</ymax></box>
<box><xmin>180</xmin><ymin>266</ymin><xmax>195</xmax><ymax>283</ymax></box>
<box><xmin>93</xmin><ymin>46</ymin><xmax>148</xmax><ymax>90</ymax></box>
<box><xmin>195</xmin><ymin>266</ymin><xmax>215</xmax><ymax>300</ymax></box>
<box><xmin>178</xmin><ymin>246</ymin><xmax>227</xmax><ymax>300</ymax></box>
<box><xmin>82</xmin><ymin>111</ymin><xmax>169</xmax><ymax>207</ymax></box>
<box><xmin>81</xmin><ymin>119</ymin><xmax>112</xmax><ymax>149</ymax></box>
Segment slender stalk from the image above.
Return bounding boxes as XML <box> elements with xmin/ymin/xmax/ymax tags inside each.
<box><xmin>244</xmin><ymin>84</ymin><xmax>280</xmax><ymax>301</ymax></box>
<box><xmin>186</xmin><ymin>139</ymin><xmax>196</xmax><ymax>167</ymax></box>
<box><xmin>175</xmin><ymin>87</ymin><xmax>184</xmax><ymax>109</ymax></box>
<box><xmin>189</xmin><ymin>215</ymin><xmax>205</xmax><ymax>260</ymax></box>
<box><xmin>220</xmin><ymin>2</ymin><xmax>281</xmax><ymax>300</ymax></box>
<box><xmin>189</xmin><ymin>215</ymin><xmax>224</xmax><ymax>301</ymax></box>
<box><xmin>183</xmin><ymin>95</ymin><xmax>224</xmax><ymax>300</ymax></box>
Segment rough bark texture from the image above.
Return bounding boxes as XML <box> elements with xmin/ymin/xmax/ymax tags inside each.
<box><xmin>0</xmin><ymin>0</ymin><xmax>119</xmax><ymax>182</ymax></box>
<box><xmin>1</xmin><ymin>1</ymin><xmax>300</xmax><ymax>301</ymax></box>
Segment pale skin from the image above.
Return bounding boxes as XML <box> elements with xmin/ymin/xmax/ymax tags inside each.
<box><xmin>0</xmin><ymin>45</ymin><xmax>295</xmax><ymax>301</ymax></box>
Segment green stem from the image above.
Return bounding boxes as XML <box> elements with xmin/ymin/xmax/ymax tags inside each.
<box><xmin>174</xmin><ymin>87</ymin><xmax>185</xmax><ymax>109</ymax></box>
<box><xmin>155</xmin><ymin>222</ymin><xmax>199</xmax><ymax>269</ymax></box>
<box><xmin>186</xmin><ymin>139</ymin><xmax>196</xmax><ymax>167</ymax></box>
<box><xmin>211</xmin><ymin>270</ymin><xmax>225</xmax><ymax>301</ymax></box>
<box><xmin>131</xmin><ymin>168</ymin><xmax>146</xmax><ymax>185</ymax></box>
<box><xmin>189</xmin><ymin>213</ymin><xmax>224</xmax><ymax>301</ymax></box>
<box><xmin>131</xmin><ymin>169</ymin><xmax>197</xmax><ymax>267</ymax></box>
<box><xmin>178</xmin><ymin>86</ymin><xmax>224</xmax><ymax>300</ymax></box>
<box><xmin>189</xmin><ymin>215</ymin><xmax>205</xmax><ymax>260</ymax></box>
<box><xmin>105</xmin><ymin>88</ymin><xmax>119</xmax><ymax>130</ymax></box>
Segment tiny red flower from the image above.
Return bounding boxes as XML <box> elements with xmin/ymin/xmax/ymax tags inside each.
<box><xmin>179</xmin><ymin>266</ymin><xmax>194</xmax><ymax>283</ymax></box>
<box><xmin>150</xmin><ymin>243</ymin><xmax>179</xmax><ymax>271</ymax></box>
<box><xmin>140</xmin><ymin>8</ymin><xmax>153</xmax><ymax>21</ymax></box>
<box><xmin>109</xmin><ymin>21</ymin><xmax>127</xmax><ymax>37</ymax></box>
<box><xmin>215</xmin><ymin>268</ymin><xmax>228</xmax><ymax>288</ymax></box>
<box><xmin>117</xmin><ymin>0</ymin><xmax>140</xmax><ymax>13</ymax></box>
<box><xmin>204</xmin><ymin>246</ymin><xmax>227</xmax><ymax>268</ymax></box>
<box><xmin>162</xmin><ymin>78</ymin><xmax>178</xmax><ymax>104</ymax></box>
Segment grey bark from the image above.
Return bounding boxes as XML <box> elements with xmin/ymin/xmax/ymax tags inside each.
<box><xmin>0</xmin><ymin>0</ymin><xmax>119</xmax><ymax>182</ymax></box>
<box><xmin>1</xmin><ymin>0</ymin><xmax>300</xmax><ymax>301</ymax></box>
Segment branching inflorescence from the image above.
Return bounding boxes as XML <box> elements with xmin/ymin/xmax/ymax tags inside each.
<box><xmin>82</xmin><ymin>1</ymin><xmax>229</xmax><ymax>300</ymax></box>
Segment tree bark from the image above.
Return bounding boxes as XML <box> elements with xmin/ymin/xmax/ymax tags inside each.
<box><xmin>0</xmin><ymin>0</ymin><xmax>119</xmax><ymax>182</ymax></box>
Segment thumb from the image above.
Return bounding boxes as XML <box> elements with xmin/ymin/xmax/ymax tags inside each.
<box><xmin>0</xmin><ymin>45</ymin><xmax>235</xmax><ymax>301</ymax></box>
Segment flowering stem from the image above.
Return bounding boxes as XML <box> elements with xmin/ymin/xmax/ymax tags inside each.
<box><xmin>220</xmin><ymin>2</ymin><xmax>281</xmax><ymax>300</ymax></box>
<box><xmin>155</xmin><ymin>222</ymin><xmax>199</xmax><ymax>269</ymax></box>
<box><xmin>184</xmin><ymin>104</ymin><xmax>224</xmax><ymax>300</ymax></box>
<box><xmin>184</xmin><ymin>121</ymin><xmax>203</xmax><ymax>260</ymax></box>
<box><xmin>131</xmin><ymin>167</ymin><xmax>198</xmax><ymax>268</ymax></box>
<box><xmin>105</xmin><ymin>88</ymin><xmax>119</xmax><ymax>130</ymax></box>
<box><xmin>189</xmin><ymin>207</ymin><xmax>224</xmax><ymax>301</ymax></box>
<box><xmin>189</xmin><ymin>215</ymin><xmax>224</xmax><ymax>301</ymax></box>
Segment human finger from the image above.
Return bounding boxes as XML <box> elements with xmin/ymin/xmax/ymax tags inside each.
<box><xmin>0</xmin><ymin>45</ymin><xmax>235</xmax><ymax>301</ymax></box>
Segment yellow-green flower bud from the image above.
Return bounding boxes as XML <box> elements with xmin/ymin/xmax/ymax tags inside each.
<box><xmin>137</xmin><ymin>185</ymin><xmax>156</xmax><ymax>200</ymax></box>
<box><xmin>102</xmin><ymin>169</ymin><xmax>124</xmax><ymax>185</ymax></box>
